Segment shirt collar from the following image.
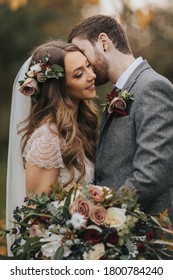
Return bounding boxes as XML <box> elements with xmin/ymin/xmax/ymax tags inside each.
<box><xmin>115</xmin><ymin>57</ymin><xmax>143</xmax><ymax>89</ymax></box>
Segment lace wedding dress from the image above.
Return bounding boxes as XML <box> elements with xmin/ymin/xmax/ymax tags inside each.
<box><xmin>23</xmin><ymin>123</ymin><xmax>94</xmax><ymax>186</ymax></box>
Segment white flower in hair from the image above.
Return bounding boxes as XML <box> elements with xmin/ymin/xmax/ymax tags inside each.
<box><xmin>30</xmin><ymin>63</ymin><xmax>42</xmax><ymax>72</ymax></box>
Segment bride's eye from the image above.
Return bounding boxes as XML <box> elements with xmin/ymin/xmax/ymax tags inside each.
<box><xmin>74</xmin><ymin>72</ymin><xmax>83</xmax><ymax>79</ymax></box>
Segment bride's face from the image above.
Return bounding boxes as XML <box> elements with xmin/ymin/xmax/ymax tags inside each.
<box><xmin>64</xmin><ymin>51</ymin><xmax>96</xmax><ymax>103</ymax></box>
<box><xmin>71</xmin><ymin>38</ymin><xmax>109</xmax><ymax>86</ymax></box>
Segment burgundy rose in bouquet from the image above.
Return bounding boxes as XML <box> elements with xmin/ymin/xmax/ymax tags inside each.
<box><xmin>1</xmin><ymin>183</ymin><xmax>173</xmax><ymax>260</ymax></box>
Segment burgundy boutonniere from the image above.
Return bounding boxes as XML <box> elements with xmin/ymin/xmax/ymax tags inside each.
<box><xmin>104</xmin><ymin>87</ymin><xmax>134</xmax><ymax>117</ymax></box>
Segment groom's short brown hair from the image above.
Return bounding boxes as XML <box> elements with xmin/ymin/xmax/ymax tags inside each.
<box><xmin>68</xmin><ymin>14</ymin><xmax>132</xmax><ymax>55</ymax></box>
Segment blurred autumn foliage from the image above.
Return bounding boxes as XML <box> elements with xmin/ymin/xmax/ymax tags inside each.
<box><xmin>0</xmin><ymin>0</ymin><xmax>173</xmax><ymax>255</ymax></box>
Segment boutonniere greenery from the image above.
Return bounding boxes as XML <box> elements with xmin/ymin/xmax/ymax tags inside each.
<box><xmin>102</xmin><ymin>88</ymin><xmax>134</xmax><ymax>117</ymax></box>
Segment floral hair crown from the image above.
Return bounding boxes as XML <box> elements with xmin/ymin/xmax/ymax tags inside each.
<box><xmin>19</xmin><ymin>54</ymin><xmax>64</xmax><ymax>102</ymax></box>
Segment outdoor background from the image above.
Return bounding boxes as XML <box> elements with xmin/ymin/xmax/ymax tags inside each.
<box><xmin>0</xmin><ymin>0</ymin><xmax>173</xmax><ymax>255</ymax></box>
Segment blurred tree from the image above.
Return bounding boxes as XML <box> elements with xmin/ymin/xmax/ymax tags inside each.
<box><xmin>0</xmin><ymin>0</ymin><xmax>83</xmax><ymax>141</ymax></box>
<box><xmin>119</xmin><ymin>3</ymin><xmax>173</xmax><ymax>83</ymax></box>
<box><xmin>0</xmin><ymin>0</ymin><xmax>28</xmax><ymax>10</ymax></box>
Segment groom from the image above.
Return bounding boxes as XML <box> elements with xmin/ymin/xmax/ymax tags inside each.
<box><xmin>68</xmin><ymin>14</ymin><xmax>173</xmax><ymax>220</ymax></box>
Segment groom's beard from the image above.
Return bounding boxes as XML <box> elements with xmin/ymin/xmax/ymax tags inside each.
<box><xmin>93</xmin><ymin>50</ymin><xmax>109</xmax><ymax>86</ymax></box>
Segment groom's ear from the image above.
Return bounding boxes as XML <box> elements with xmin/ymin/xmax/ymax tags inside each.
<box><xmin>97</xmin><ymin>33</ymin><xmax>111</xmax><ymax>52</ymax></box>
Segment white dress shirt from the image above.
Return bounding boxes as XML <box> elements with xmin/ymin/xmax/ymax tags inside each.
<box><xmin>116</xmin><ymin>57</ymin><xmax>143</xmax><ymax>89</ymax></box>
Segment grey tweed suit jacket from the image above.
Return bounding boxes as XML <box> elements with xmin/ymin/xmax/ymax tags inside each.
<box><xmin>95</xmin><ymin>60</ymin><xmax>173</xmax><ymax>220</ymax></box>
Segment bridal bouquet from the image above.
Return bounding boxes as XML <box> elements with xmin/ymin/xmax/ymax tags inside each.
<box><xmin>3</xmin><ymin>183</ymin><xmax>173</xmax><ymax>260</ymax></box>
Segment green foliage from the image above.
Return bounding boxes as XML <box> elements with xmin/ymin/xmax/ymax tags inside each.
<box><xmin>54</xmin><ymin>246</ymin><xmax>64</xmax><ymax>260</ymax></box>
<box><xmin>63</xmin><ymin>187</ymin><xmax>74</xmax><ymax>220</ymax></box>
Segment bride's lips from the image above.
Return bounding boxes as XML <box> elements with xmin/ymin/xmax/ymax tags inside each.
<box><xmin>85</xmin><ymin>83</ymin><xmax>95</xmax><ymax>90</ymax></box>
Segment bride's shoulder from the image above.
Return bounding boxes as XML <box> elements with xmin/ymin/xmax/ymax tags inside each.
<box><xmin>31</xmin><ymin>122</ymin><xmax>58</xmax><ymax>137</ymax></box>
<box><xmin>24</xmin><ymin>122</ymin><xmax>62</xmax><ymax>155</ymax></box>
<box><xmin>27</xmin><ymin>122</ymin><xmax>61</xmax><ymax>145</ymax></box>
<box><xmin>23</xmin><ymin>122</ymin><xmax>64</xmax><ymax>169</ymax></box>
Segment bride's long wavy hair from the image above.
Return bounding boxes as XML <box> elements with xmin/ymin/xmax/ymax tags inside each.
<box><xmin>19</xmin><ymin>40</ymin><xmax>99</xmax><ymax>186</ymax></box>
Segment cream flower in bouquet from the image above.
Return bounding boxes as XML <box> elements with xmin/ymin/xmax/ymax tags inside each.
<box><xmin>1</xmin><ymin>183</ymin><xmax>173</xmax><ymax>260</ymax></box>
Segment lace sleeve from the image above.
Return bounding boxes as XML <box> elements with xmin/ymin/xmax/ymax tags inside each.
<box><xmin>23</xmin><ymin>123</ymin><xmax>64</xmax><ymax>169</ymax></box>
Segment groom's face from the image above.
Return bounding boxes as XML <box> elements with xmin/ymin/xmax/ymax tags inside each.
<box><xmin>72</xmin><ymin>37</ymin><xmax>109</xmax><ymax>86</ymax></box>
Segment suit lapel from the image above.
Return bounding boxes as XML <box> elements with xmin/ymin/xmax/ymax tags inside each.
<box><xmin>98</xmin><ymin>60</ymin><xmax>151</xmax><ymax>145</ymax></box>
<box><xmin>122</xmin><ymin>59</ymin><xmax>151</xmax><ymax>91</ymax></box>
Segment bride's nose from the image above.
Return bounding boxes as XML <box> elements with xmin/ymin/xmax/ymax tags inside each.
<box><xmin>87</xmin><ymin>68</ymin><xmax>96</xmax><ymax>81</ymax></box>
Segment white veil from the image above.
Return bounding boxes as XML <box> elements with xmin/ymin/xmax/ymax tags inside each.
<box><xmin>6</xmin><ymin>57</ymin><xmax>32</xmax><ymax>255</ymax></box>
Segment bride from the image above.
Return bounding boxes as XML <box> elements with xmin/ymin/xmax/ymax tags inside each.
<box><xmin>6</xmin><ymin>40</ymin><xmax>99</xmax><ymax>255</ymax></box>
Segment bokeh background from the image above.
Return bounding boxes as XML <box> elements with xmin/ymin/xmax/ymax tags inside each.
<box><xmin>0</xmin><ymin>0</ymin><xmax>173</xmax><ymax>255</ymax></box>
